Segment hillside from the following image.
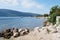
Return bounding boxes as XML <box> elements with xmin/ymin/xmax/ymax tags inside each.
<box><xmin>0</xmin><ymin>9</ymin><xmax>40</xmax><ymax>17</ymax></box>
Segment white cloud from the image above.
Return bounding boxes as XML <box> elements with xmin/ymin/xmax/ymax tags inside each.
<box><xmin>0</xmin><ymin>0</ymin><xmax>19</xmax><ymax>6</ymax></box>
<box><xmin>36</xmin><ymin>4</ymin><xmax>45</xmax><ymax>10</ymax></box>
<box><xmin>20</xmin><ymin>0</ymin><xmax>45</xmax><ymax>10</ymax></box>
<box><xmin>20</xmin><ymin>0</ymin><xmax>34</xmax><ymax>8</ymax></box>
<box><xmin>0</xmin><ymin>0</ymin><xmax>46</xmax><ymax>14</ymax></box>
<box><xmin>0</xmin><ymin>0</ymin><xmax>45</xmax><ymax>10</ymax></box>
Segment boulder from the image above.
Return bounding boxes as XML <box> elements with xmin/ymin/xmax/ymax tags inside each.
<box><xmin>0</xmin><ymin>32</ymin><xmax>3</xmax><ymax>37</ymax></box>
<box><xmin>13</xmin><ymin>32</ymin><xmax>20</xmax><ymax>38</ymax></box>
<box><xmin>12</xmin><ymin>28</ymin><xmax>20</xmax><ymax>38</ymax></box>
<box><xmin>2</xmin><ymin>29</ymin><xmax>13</xmax><ymax>39</ymax></box>
<box><xmin>24</xmin><ymin>28</ymin><xmax>29</xmax><ymax>33</ymax></box>
<box><xmin>47</xmin><ymin>25</ymin><xmax>57</xmax><ymax>33</ymax></box>
<box><xmin>19</xmin><ymin>28</ymin><xmax>30</xmax><ymax>36</ymax></box>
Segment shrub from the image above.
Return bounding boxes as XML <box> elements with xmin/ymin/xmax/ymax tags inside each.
<box><xmin>48</xmin><ymin>13</ymin><xmax>57</xmax><ymax>25</ymax></box>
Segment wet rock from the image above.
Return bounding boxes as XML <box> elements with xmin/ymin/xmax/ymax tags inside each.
<box><xmin>24</xmin><ymin>28</ymin><xmax>30</xmax><ymax>33</ymax></box>
<box><xmin>19</xmin><ymin>28</ymin><xmax>30</xmax><ymax>36</ymax></box>
<box><xmin>13</xmin><ymin>32</ymin><xmax>20</xmax><ymax>38</ymax></box>
<box><xmin>2</xmin><ymin>29</ymin><xmax>13</xmax><ymax>39</ymax></box>
<box><xmin>13</xmin><ymin>28</ymin><xmax>20</xmax><ymax>38</ymax></box>
<box><xmin>0</xmin><ymin>33</ymin><xmax>3</xmax><ymax>37</ymax></box>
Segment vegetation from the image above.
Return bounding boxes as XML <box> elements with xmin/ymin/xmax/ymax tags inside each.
<box><xmin>48</xmin><ymin>13</ymin><xmax>57</xmax><ymax>25</ymax></box>
<box><xmin>44</xmin><ymin>14</ymin><xmax>49</xmax><ymax>17</ymax></box>
<box><xmin>50</xmin><ymin>5</ymin><xmax>58</xmax><ymax>15</ymax></box>
<box><xmin>36</xmin><ymin>15</ymin><xmax>43</xmax><ymax>17</ymax></box>
<box><xmin>48</xmin><ymin>5</ymin><xmax>60</xmax><ymax>25</ymax></box>
<box><xmin>36</xmin><ymin>14</ymin><xmax>49</xmax><ymax>17</ymax></box>
<box><xmin>50</xmin><ymin>5</ymin><xmax>60</xmax><ymax>15</ymax></box>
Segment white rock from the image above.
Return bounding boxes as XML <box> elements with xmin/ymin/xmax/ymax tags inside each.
<box><xmin>20</xmin><ymin>31</ymin><xmax>25</xmax><ymax>35</ymax></box>
<box><xmin>18</xmin><ymin>29</ymin><xmax>22</xmax><ymax>32</ymax></box>
<box><xmin>41</xmin><ymin>27</ymin><xmax>48</xmax><ymax>34</ymax></box>
<box><xmin>18</xmin><ymin>28</ymin><xmax>29</xmax><ymax>36</ymax></box>
<box><xmin>13</xmin><ymin>32</ymin><xmax>19</xmax><ymax>37</ymax></box>
<box><xmin>56</xmin><ymin>25</ymin><xmax>60</xmax><ymax>33</ymax></box>
<box><xmin>47</xmin><ymin>25</ymin><xmax>57</xmax><ymax>33</ymax></box>
<box><xmin>34</xmin><ymin>27</ymin><xmax>40</xmax><ymax>32</ymax></box>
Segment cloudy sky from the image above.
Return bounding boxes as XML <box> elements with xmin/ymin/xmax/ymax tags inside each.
<box><xmin>0</xmin><ymin>0</ymin><xmax>60</xmax><ymax>14</ymax></box>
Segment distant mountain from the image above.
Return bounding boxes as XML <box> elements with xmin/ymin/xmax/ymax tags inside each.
<box><xmin>0</xmin><ymin>9</ymin><xmax>40</xmax><ymax>17</ymax></box>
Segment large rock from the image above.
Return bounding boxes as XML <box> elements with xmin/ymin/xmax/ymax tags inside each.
<box><xmin>13</xmin><ymin>32</ymin><xmax>20</xmax><ymax>38</ymax></box>
<box><xmin>12</xmin><ymin>28</ymin><xmax>20</xmax><ymax>38</ymax></box>
<box><xmin>0</xmin><ymin>33</ymin><xmax>3</xmax><ymax>37</ymax></box>
<box><xmin>19</xmin><ymin>28</ymin><xmax>30</xmax><ymax>36</ymax></box>
<box><xmin>47</xmin><ymin>25</ymin><xmax>57</xmax><ymax>33</ymax></box>
<box><xmin>2</xmin><ymin>29</ymin><xmax>13</xmax><ymax>39</ymax></box>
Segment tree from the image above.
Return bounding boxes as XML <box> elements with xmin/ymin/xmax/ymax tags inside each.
<box><xmin>56</xmin><ymin>7</ymin><xmax>60</xmax><ymax>15</ymax></box>
<box><xmin>44</xmin><ymin>14</ymin><xmax>49</xmax><ymax>17</ymax></box>
<box><xmin>48</xmin><ymin>13</ymin><xmax>57</xmax><ymax>25</ymax></box>
<box><xmin>48</xmin><ymin>5</ymin><xmax>60</xmax><ymax>25</ymax></box>
<box><xmin>50</xmin><ymin>5</ymin><xmax>60</xmax><ymax>15</ymax></box>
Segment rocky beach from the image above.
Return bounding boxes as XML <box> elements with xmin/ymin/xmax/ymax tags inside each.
<box><xmin>0</xmin><ymin>24</ymin><xmax>60</xmax><ymax>40</ymax></box>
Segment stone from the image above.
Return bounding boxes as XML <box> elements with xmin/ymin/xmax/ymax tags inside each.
<box><xmin>19</xmin><ymin>28</ymin><xmax>30</xmax><ymax>36</ymax></box>
<box><xmin>34</xmin><ymin>27</ymin><xmax>40</xmax><ymax>32</ymax></box>
<box><xmin>2</xmin><ymin>29</ymin><xmax>13</xmax><ymax>39</ymax></box>
<box><xmin>56</xmin><ymin>25</ymin><xmax>60</xmax><ymax>33</ymax></box>
<box><xmin>13</xmin><ymin>32</ymin><xmax>20</xmax><ymax>38</ymax></box>
<box><xmin>12</xmin><ymin>28</ymin><xmax>20</xmax><ymax>38</ymax></box>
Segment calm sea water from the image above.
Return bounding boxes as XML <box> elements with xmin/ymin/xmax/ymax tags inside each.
<box><xmin>0</xmin><ymin>17</ymin><xmax>47</xmax><ymax>31</ymax></box>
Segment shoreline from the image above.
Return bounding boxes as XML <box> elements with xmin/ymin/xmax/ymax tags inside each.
<box><xmin>0</xmin><ymin>24</ymin><xmax>60</xmax><ymax>40</ymax></box>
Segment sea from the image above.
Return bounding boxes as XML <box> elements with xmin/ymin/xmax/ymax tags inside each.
<box><xmin>0</xmin><ymin>17</ymin><xmax>47</xmax><ymax>31</ymax></box>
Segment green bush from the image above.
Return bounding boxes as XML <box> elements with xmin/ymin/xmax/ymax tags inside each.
<box><xmin>48</xmin><ymin>5</ymin><xmax>60</xmax><ymax>25</ymax></box>
<box><xmin>48</xmin><ymin>13</ymin><xmax>57</xmax><ymax>25</ymax></box>
<box><xmin>44</xmin><ymin>14</ymin><xmax>49</xmax><ymax>17</ymax></box>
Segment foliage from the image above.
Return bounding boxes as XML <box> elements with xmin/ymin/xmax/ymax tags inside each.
<box><xmin>50</xmin><ymin>5</ymin><xmax>59</xmax><ymax>15</ymax></box>
<box><xmin>48</xmin><ymin>13</ymin><xmax>57</xmax><ymax>25</ymax></box>
<box><xmin>48</xmin><ymin>5</ymin><xmax>60</xmax><ymax>25</ymax></box>
<box><xmin>36</xmin><ymin>15</ymin><xmax>43</xmax><ymax>17</ymax></box>
<box><xmin>44</xmin><ymin>14</ymin><xmax>49</xmax><ymax>17</ymax></box>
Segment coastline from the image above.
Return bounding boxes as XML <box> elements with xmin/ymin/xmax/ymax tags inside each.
<box><xmin>0</xmin><ymin>24</ymin><xmax>60</xmax><ymax>40</ymax></box>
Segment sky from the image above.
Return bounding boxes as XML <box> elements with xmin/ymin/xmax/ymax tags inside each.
<box><xmin>0</xmin><ymin>0</ymin><xmax>60</xmax><ymax>14</ymax></box>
